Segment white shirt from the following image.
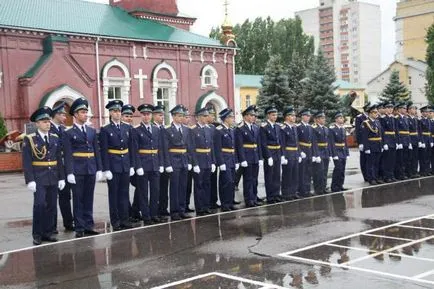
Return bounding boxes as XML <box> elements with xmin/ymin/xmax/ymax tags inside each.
<box><xmin>173</xmin><ymin>123</ymin><xmax>182</xmax><ymax>131</ymax></box>
<box><xmin>38</xmin><ymin>130</ymin><xmax>49</xmax><ymax>142</ymax></box>
<box><xmin>301</xmin><ymin>121</ymin><xmax>310</xmax><ymax>126</ymax></box>
<box><xmin>75</xmin><ymin>123</ymin><xmax>86</xmax><ymax>133</ymax></box>
<box><xmin>142</xmin><ymin>122</ymin><xmax>152</xmax><ymax>132</ymax></box>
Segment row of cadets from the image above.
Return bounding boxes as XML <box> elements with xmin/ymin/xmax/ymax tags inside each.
<box><xmin>419</xmin><ymin>105</ymin><xmax>433</xmax><ymax>176</ymax></box>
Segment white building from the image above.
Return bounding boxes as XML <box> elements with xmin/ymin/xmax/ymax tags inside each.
<box><xmin>296</xmin><ymin>0</ymin><xmax>381</xmax><ymax>86</ymax></box>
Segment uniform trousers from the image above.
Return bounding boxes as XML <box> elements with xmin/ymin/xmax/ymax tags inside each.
<box><xmin>33</xmin><ymin>183</ymin><xmax>57</xmax><ymax>238</ymax></box>
<box><xmin>331</xmin><ymin>158</ymin><xmax>346</xmax><ymax>192</ymax></box>
<box><xmin>137</xmin><ymin>171</ymin><xmax>160</xmax><ymax>220</ymax></box>
<box><xmin>72</xmin><ymin>174</ymin><xmax>96</xmax><ymax>232</ymax></box>
<box><xmin>281</xmin><ymin>160</ymin><xmax>298</xmax><ymax>198</ymax></box>
<box><xmin>107</xmin><ymin>172</ymin><xmax>130</xmax><ymax>227</ymax></box>
<box><xmin>219</xmin><ymin>168</ymin><xmax>235</xmax><ymax>210</ymax></box>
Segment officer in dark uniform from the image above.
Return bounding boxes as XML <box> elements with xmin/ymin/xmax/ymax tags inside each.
<box><xmin>133</xmin><ymin>104</ymin><xmax>164</xmax><ymax>225</ymax></box>
<box><xmin>235</xmin><ymin>105</ymin><xmax>263</xmax><ymax>207</ymax></box>
<box><xmin>418</xmin><ymin>105</ymin><xmax>432</xmax><ymax>176</ymax></box>
<box><xmin>355</xmin><ymin>102</ymin><xmax>370</xmax><ymax>181</ymax></box>
<box><xmin>183</xmin><ymin>107</ymin><xmax>195</xmax><ymax>213</ymax></box>
<box><xmin>63</xmin><ymin>98</ymin><xmax>103</xmax><ymax>238</ymax></box>
<box><xmin>189</xmin><ymin>107</ymin><xmax>216</xmax><ymax>216</ymax></box>
<box><xmin>329</xmin><ymin>112</ymin><xmax>350</xmax><ymax>192</ymax></box>
<box><xmin>361</xmin><ymin>104</ymin><xmax>383</xmax><ymax>185</ymax></box>
<box><xmin>49</xmin><ymin>102</ymin><xmax>74</xmax><ymax>233</ymax></box>
<box><xmin>379</xmin><ymin>101</ymin><xmax>397</xmax><ymax>183</ymax></box>
<box><xmin>260</xmin><ymin>105</ymin><xmax>282</xmax><ymax>203</ymax></box>
<box><xmin>430</xmin><ymin>106</ymin><xmax>434</xmax><ymax>175</ymax></box>
<box><xmin>121</xmin><ymin>104</ymin><xmax>135</xmax><ymax>125</ymax></box>
<box><xmin>214</xmin><ymin>108</ymin><xmax>238</xmax><ymax>211</ymax></box>
<box><xmin>280</xmin><ymin>106</ymin><xmax>301</xmax><ymax>200</ymax></box>
<box><xmin>297</xmin><ymin>108</ymin><xmax>314</xmax><ymax>197</ymax></box>
<box><xmin>377</xmin><ymin>102</ymin><xmax>387</xmax><ymax>181</ymax></box>
<box><xmin>312</xmin><ymin>111</ymin><xmax>330</xmax><ymax>195</ymax></box>
<box><xmin>207</xmin><ymin>107</ymin><xmax>220</xmax><ymax>209</ymax></box>
<box><xmin>163</xmin><ymin>104</ymin><xmax>191</xmax><ymax>220</ymax></box>
<box><xmin>99</xmin><ymin>100</ymin><xmax>135</xmax><ymax>231</ymax></box>
<box><xmin>23</xmin><ymin>106</ymin><xmax>65</xmax><ymax>245</ymax></box>
<box><xmin>394</xmin><ymin>102</ymin><xmax>411</xmax><ymax>180</ymax></box>
<box><xmin>407</xmin><ymin>102</ymin><xmax>420</xmax><ymax>178</ymax></box>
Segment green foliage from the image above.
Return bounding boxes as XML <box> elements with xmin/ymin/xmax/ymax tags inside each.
<box><xmin>0</xmin><ymin>112</ymin><xmax>7</xmax><ymax>139</ymax></box>
<box><xmin>426</xmin><ymin>23</ymin><xmax>434</xmax><ymax>104</ymax></box>
<box><xmin>379</xmin><ymin>70</ymin><xmax>411</xmax><ymax>103</ymax></box>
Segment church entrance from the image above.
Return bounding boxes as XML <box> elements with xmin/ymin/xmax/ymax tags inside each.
<box><xmin>53</xmin><ymin>101</ymin><xmax>73</xmax><ymax>126</ymax></box>
<box><xmin>196</xmin><ymin>91</ymin><xmax>228</xmax><ymax>117</ymax></box>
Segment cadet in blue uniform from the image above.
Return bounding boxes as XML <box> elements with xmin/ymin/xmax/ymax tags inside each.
<box><xmin>183</xmin><ymin>108</ymin><xmax>195</xmax><ymax>213</ymax></box>
<box><xmin>99</xmin><ymin>100</ymin><xmax>135</xmax><ymax>231</ymax></box>
<box><xmin>23</xmin><ymin>106</ymin><xmax>65</xmax><ymax>245</ymax></box>
<box><xmin>63</xmin><ymin>98</ymin><xmax>103</xmax><ymax>238</ymax></box>
<box><xmin>163</xmin><ymin>105</ymin><xmax>191</xmax><ymax>220</ymax></box>
<box><xmin>361</xmin><ymin>104</ymin><xmax>383</xmax><ymax>185</ymax></box>
<box><xmin>379</xmin><ymin>101</ymin><xmax>397</xmax><ymax>183</ymax></box>
<box><xmin>49</xmin><ymin>102</ymin><xmax>74</xmax><ymax>233</ymax></box>
<box><xmin>207</xmin><ymin>107</ymin><xmax>220</xmax><ymax>209</ymax></box>
<box><xmin>214</xmin><ymin>108</ymin><xmax>238</xmax><ymax>211</ymax></box>
<box><xmin>329</xmin><ymin>112</ymin><xmax>350</xmax><ymax>192</ymax></box>
<box><xmin>280</xmin><ymin>106</ymin><xmax>301</xmax><ymax>200</ymax></box>
<box><xmin>312</xmin><ymin>111</ymin><xmax>330</xmax><ymax>195</ymax></box>
<box><xmin>297</xmin><ymin>109</ymin><xmax>314</xmax><ymax>197</ymax></box>
<box><xmin>430</xmin><ymin>106</ymin><xmax>434</xmax><ymax>175</ymax></box>
<box><xmin>418</xmin><ymin>106</ymin><xmax>432</xmax><ymax>176</ymax></box>
<box><xmin>133</xmin><ymin>104</ymin><xmax>164</xmax><ymax>225</ymax></box>
<box><xmin>355</xmin><ymin>102</ymin><xmax>370</xmax><ymax>181</ymax></box>
<box><xmin>394</xmin><ymin>102</ymin><xmax>411</xmax><ymax>180</ymax></box>
<box><xmin>189</xmin><ymin>108</ymin><xmax>216</xmax><ymax>216</ymax></box>
<box><xmin>235</xmin><ymin>105</ymin><xmax>263</xmax><ymax>207</ymax></box>
<box><xmin>260</xmin><ymin>105</ymin><xmax>282</xmax><ymax>203</ymax></box>
<box><xmin>407</xmin><ymin>102</ymin><xmax>420</xmax><ymax>178</ymax></box>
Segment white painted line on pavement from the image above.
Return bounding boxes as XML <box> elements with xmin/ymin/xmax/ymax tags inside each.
<box><xmin>413</xmin><ymin>269</ymin><xmax>434</xmax><ymax>279</ymax></box>
<box><xmin>361</xmin><ymin>233</ymin><xmax>413</xmax><ymax>242</ymax></box>
<box><xmin>397</xmin><ymin>224</ymin><xmax>434</xmax><ymax>232</ymax></box>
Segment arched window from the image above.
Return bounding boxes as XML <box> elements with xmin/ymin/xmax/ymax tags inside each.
<box><xmin>245</xmin><ymin>94</ymin><xmax>251</xmax><ymax>108</ymax></box>
<box><xmin>152</xmin><ymin>61</ymin><xmax>178</xmax><ymax>125</ymax></box>
<box><xmin>200</xmin><ymin>65</ymin><xmax>218</xmax><ymax>89</ymax></box>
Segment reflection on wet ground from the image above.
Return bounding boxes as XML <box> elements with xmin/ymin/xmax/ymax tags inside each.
<box><xmin>1</xmin><ymin>178</ymin><xmax>434</xmax><ymax>288</ymax></box>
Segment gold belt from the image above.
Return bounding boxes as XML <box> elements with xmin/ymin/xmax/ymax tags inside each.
<box><xmin>243</xmin><ymin>144</ymin><xmax>257</xmax><ymax>149</ymax></box>
<box><xmin>299</xmin><ymin>142</ymin><xmax>312</xmax><ymax>147</ymax></box>
<box><xmin>317</xmin><ymin>143</ymin><xmax>328</xmax><ymax>147</ymax></box>
<box><xmin>169</xmin><ymin>148</ymin><xmax>187</xmax><ymax>153</ymax></box>
<box><xmin>399</xmin><ymin>131</ymin><xmax>409</xmax><ymax>135</ymax></box>
<box><xmin>409</xmin><ymin>132</ymin><xmax>418</xmax><ymax>136</ymax></box>
<box><xmin>285</xmin><ymin>147</ymin><xmax>298</xmax><ymax>151</ymax></box>
<box><xmin>139</xmin><ymin>149</ymin><xmax>158</xmax><ymax>154</ymax></box>
<box><xmin>196</xmin><ymin>148</ymin><xmax>211</xmax><ymax>153</ymax></box>
<box><xmin>422</xmin><ymin>132</ymin><xmax>431</xmax><ymax>136</ymax></box>
<box><xmin>32</xmin><ymin>161</ymin><xmax>57</xmax><ymax>166</ymax></box>
<box><xmin>222</xmin><ymin>148</ymin><xmax>235</xmax><ymax>153</ymax></box>
<box><xmin>384</xmin><ymin>131</ymin><xmax>395</xmax><ymax>135</ymax></box>
<box><xmin>108</xmin><ymin>149</ymin><xmax>129</xmax><ymax>155</ymax></box>
<box><xmin>267</xmin><ymin>145</ymin><xmax>281</xmax><ymax>150</ymax></box>
<box><xmin>368</xmin><ymin>137</ymin><xmax>382</xmax><ymax>141</ymax></box>
<box><xmin>72</xmin><ymin>152</ymin><xmax>94</xmax><ymax>158</ymax></box>
<box><xmin>335</xmin><ymin>143</ymin><xmax>345</xmax><ymax>147</ymax></box>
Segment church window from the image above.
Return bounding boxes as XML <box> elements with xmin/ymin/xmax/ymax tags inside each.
<box><xmin>152</xmin><ymin>62</ymin><xmax>178</xmax><ymax>125</ymax></box>
<box><xmin>107</xmin><ymin>87</ymin><xmax>122</xmax><ymax>100</ymax></box>
<box><xmin>201</xmin><ymin>65</ymin><xmax>218</xmax><ymax>89</ymax></box>
<box><xmin>245</xmin><ymin>95</ymin><xmax>251</xmax><ymax>107</ymax></box>
<box><xmin>157</xmin><ymin>88</ymin><xmax>171</xmax><ymax>124</ymax></box>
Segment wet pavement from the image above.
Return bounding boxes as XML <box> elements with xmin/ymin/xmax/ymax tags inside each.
<box><xmin>1</xmin><ymin>176</ymin><xmax>434</xmax><ymax>288</ymax></box>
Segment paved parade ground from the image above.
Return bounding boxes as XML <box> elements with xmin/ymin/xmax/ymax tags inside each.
<box><xmin>1</xmin><ymin>151</ymin><xmax>434</xmax><ymax>288</ymax></box>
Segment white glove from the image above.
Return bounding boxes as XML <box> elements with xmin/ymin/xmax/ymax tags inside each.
<box><xmin>188</xmin><ymin>164</ymin><xmax>192</xmax><ymax>171</ymax></box>
<box><xmin>418</xmin><ymin>142</ymin><xmax>423</xmax><ymax>148</ymax></box>
<box><xmin>105</xmin><ymin>170</ymin><xmax>113</xmax><ymax>180</ymax></box>
<box><xmin>267</xmin><ymin>157</ymin><xmax>274</xmax><ymax>167</ymax></box>
<box><xmin>381</xmin><ymin>148</ymin><xmax>384</xmax><ymax>153</ymax></box>
<box><xmin>58</xmin><ymin>180</ymin><xmax>65</xmax><ymax>190</ymax></box>
<box><xmin>423</xmin><ymin>143</ymin><xmax>426</xmax><ymax>148</ymax></box>
<box><xmin>301</xmin><ymin>152</ymin><xmax>307</xmax><ymax>159</ymax></box>
<box><xmin>365</xmin><ymin>150</ymin><xmax>371</xmax><ymax>154</ymax></box>
<box><xmin>298</xmin><ymin>157</ymin><xmax>302</xmax><ymax>163</ymax></box>
<box><xmin>317</xmin><ymin>157</ymin><xmax>322</xmax><ymax>163</ymax></box>
<box><xmin>347</xmin><ymin>156</ymin><xmax>350</xmax><ymax>159</ymax></box>
<box><xmin>281</xmin><ymin>156</ymin><xmax>288</xmax><ymax>165</ymax></box>
<box><xmin>211</xmin><ymin>164</ymin><xmax>216</xmax><ymax>173</ymax></box>
<box><xmin>431</xmin><ymin>142</ymin><xmax>434</xmax><ymax>148</ymax></box>
<box><xmin>159</xmin><ymin>166</ymin><xmax>164</xmax><ymax>173</ymax></box>
<box><xmin>193</xmin><ymin>165</ymin><xmax>201</xmax><ymax>174</ymax></box>
<box><xmin>258</xmin><ymin>160</ymin><xmax>263</xmax><ymax>166</ymax></box>
<box><xmin>27</xmin><ymin>181</ymin><xmax>36</xmax><ymax>192</ymax></box>
<box><xmin>409</xmin><ymin>144</ymin><xmax>413</xmax><ymax>150</ymax></box>
<box><xmin>235</xmin><ymin>163</ymin><xmax>240</xmax><ymax>170</ymax></box>
<box><xmin>129</xmin><ymin>167</ymin><xmax>135</xmax><ymax>177</ymax></box>
<box><xmin>383</xmin><ymin>144</ymin><xmax>389</xmax><ymax>151</ymax></box>
<box><xmin>333</xmin><ymin>156</ymin><xmax>339</xmax><ymax>160</ymax></box>
<box><xmin>241</xmin><ymin>161</ymin><xmax>248</xmax><ymax>167</ymax></box>
<box><xmin>165</xmin><ymin>166</ymin><xmax>173</xmax><ymax>173</ymax></box>
<box><xmin>96</xmin><ymin>171</ymin><xmax>103</xmax><ymax>182</ymax></box>
<box><xmin>136</xmin><ymin>168</ymin><xmax>144</xmax><ymax>176</ymax></box>
<box><xmin>359</xmin><ymin>144</ymin><xmax>364</xmax><ymax>152</ymax></box>
<box><xmin>398</xmin><ymin>144</ymin><xmax>403</xmax><ymax>150</ymax></box>
<box><xmin>312</xmin><ymin>157</ymin><xmax>317</xmax><ymax>163</ymax></box>
<box><xmin>67</xmin><ymin>174</ymin><xmax>76</xmax><ymax>184</ymax></box>
<box><xmin>219</xmin><ymin>164</ymin><xmax>227</xmax><ymax>171</ymax></box>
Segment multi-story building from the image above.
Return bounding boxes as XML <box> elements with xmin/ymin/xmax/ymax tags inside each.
<box><xmin>296</xmin><ymin>0</ymin><xmax>381</xmax><ymax>86</ymax></box>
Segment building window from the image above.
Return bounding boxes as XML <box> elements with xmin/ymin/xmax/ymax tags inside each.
<box><xmin>200</xmin><ymin>65</ymin><xmax>218</xmax><ymax>89</ymax></box>
<box><xmin>246</xmin><ymin>95</ymin><xmax>251</xmax><ymax>107</ymax></box>
<box><xmin>152</xmin><ymin>61</ymin><xmax>178</xmax><ymax>125</ymax></box>
<box><xmin>409</xmin><ymin>76</ymin><xmax>412</xmax><ymax>85</ymax></box>
<box><xmin>204</xmin><ymin>70</ymin><xmax>212</xmax><ymax>85</ymax></box>
<box><xmin>107</xmin><ymin>87</ymin><xmax>122</xmax><ymax>100</ymax></box>
<box><xmin>157</xmin><ymin>88</ymin><xmax>171</xmax><ymax>125</ymax></box>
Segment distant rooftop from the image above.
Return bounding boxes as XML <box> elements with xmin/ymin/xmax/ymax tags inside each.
<box><xmin>235</xmin><ymin>74</ymin><xmax>263</xmax><ymax>88</ymax></box>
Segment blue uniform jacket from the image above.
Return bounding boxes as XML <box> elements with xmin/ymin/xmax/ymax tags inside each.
<box><xmin>355</xmin><ymin>113</ymin><xmax>368</xmax><ymax>144</ymax></box>
<box><xmin>408</xmin><ymin>116</ymin><xmax>420</xmax><ymax>145</ymax></box>
<box><xmin>297</xmin><ymin>123</ymin><xmax>314</xmax><ymax>157</ymax></box>
<box><xmin>419</xmin><ymin>117</ymin><xmax>431</xmax><ymax>145</ymax></box>
<box><xmin>235</xmin><ymin>122</ymin><xmax>262</xmax><ymax>164</ymax></box>
<box><xmin>395</xmin><ymin>115</ymin><xmax>410</xmax><ymax>146</ymax></box>
<box><xmin>329</xmin><ymin>125</ymin><xmax>349</xmax><ymax>159</ymax></box>
<box><xmin>260</xmin><ymin>121</ymin><xmax>282</xmax><ymax>159</ymax></box>
<box><xmin>50</xmin><ymin>123</ymin><xmax>65</xmax><ymax>147</ymax></box>
<box><xmin>214</xmin><ymin>124</ymin><xmax>237</xmax><ymax>168</ymax></box>
<box><xmin>99</xmin><ymin>122</ymin><xmax>134</xmax><ymax>173</ymax></box>
<box><xmin>63</xmin><ymin>124</ymin><xmax>102</xmax><ymax>175</ymax></box>
<box><xmin>279</xmin><ymin>123</ymin><xmax>299</xmax><ymax>161</ymax></box>
<box><xmin>189</xmin><ymin>124</ymin><xmax>215</xmax><ymax>169</ymax></box>
<box><xmin>163</xmin><ymin>123</ymin><xmax>190</xmax><ymax>169</ymax></box>
<box><xmin>312</xmin><ymin>124</ymin><xmax>331</xmax><ymax>159</ymax></box>
<box><xmin>379</xmin><ymin>115</ymin><xmax>397</xmax><ymax>148</ymax></box>
<box><xmin>22</xmin><ymin>133</ymin><xmax>64</xmax><ymax>185</ymax></box>
<box><xmin>361</xmin><ymin>118</ymin><xmax>382</xmax><ymax>152</ymax></box>
<box><xmin>133</xmin><ymin>123</ymin><xmax>164</xmax><ymax>172</ymax></box>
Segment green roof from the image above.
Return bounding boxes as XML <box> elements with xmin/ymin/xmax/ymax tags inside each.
<box><xmin>235</xmin><ymin>74</ymin><xmax>263</xmax><ymax>88</ymax></box>
<box><xmin>333</xmin><ymin>80</ymin><xmax>365</xmax><ymax>90</ymax></box>
<box><xmin>0</xmin><ymin>0</ymin><xmax>224</xmax><ymax>48</ymax></box>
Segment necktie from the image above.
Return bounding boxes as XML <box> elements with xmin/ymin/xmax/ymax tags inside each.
<box><xmin>44</xmin><ymin>135</ymin><xmax>49</xmax><ymax>147</ymax></box>
<box><xmin>81</xmin><ymin>126</ymin><xmax>87</xmax><ymax>139</ymax></box>
<box><xmin>179</xmin><ymin>127</ymin><xmax>183</xmax><ymax>137</ymax></box>
<box><xmin>250</xmin><ymin>125</ymin><xmax>254</xmax><ymax>135</ymax></box>
<box><xmin>116</xmin><ymin>124</ymin><xmax>120</xmax><ymax>130</ymax></box>
<box><xmin>147</xmin><ymin>126</ymin><xmax>151</xmax><ymax>134</ymax></box>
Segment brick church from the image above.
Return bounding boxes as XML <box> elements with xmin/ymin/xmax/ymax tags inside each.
<box><xmin>0</xmin><ymin>0</ymin><xmax>236</xmax><ymax>130</ymax></box>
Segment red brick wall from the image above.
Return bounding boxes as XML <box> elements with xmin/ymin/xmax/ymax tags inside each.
<box><xmin>0</xmin><ymin>152</ymin><xmax>23</xmax><ymax>172</ymax></box>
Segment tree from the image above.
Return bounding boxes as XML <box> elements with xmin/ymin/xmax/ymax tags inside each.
<box><xmin>0</xmin><ymin>113</ymin><xmax>7</xmax><ymax>139</ymax></box>
<box><xmin>257</xmin><ymin>55</ymin><xmax>291</xmax><ymax>117</ymax></box>
<box><xmin>300</xmin><ymin>49</ymin><xmax>341</xmax><ymax>121</ymax></box>
<box><xmin>425</xmin><ymin>23</ymin><xmax>434</xmax><ymax>104</ymax></box>
<box><xmin>287</xmin><ymin>52</ymin><xmax>311</xmax><ymax>109</ymax></box>
<box><xmin>379</xmin><ymin>70</ymin><xmax>410</xmax><ymax>103</ymax></box>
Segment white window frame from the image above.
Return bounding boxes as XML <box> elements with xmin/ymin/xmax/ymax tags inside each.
<box><xmin>152</xmin><ymin>61</ymin><xmax>178</xmax><ymax>120</ymax></box>
<box><xmin>200</xmin><ymin>64</ymin><xmax>219</xmax><ymax>89</ymax></box>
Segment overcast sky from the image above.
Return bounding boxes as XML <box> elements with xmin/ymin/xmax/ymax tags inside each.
<box><xmin>89</xmin><ymin>0</ymin><xmax>396</xmax><ymax>69</ymax></box>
